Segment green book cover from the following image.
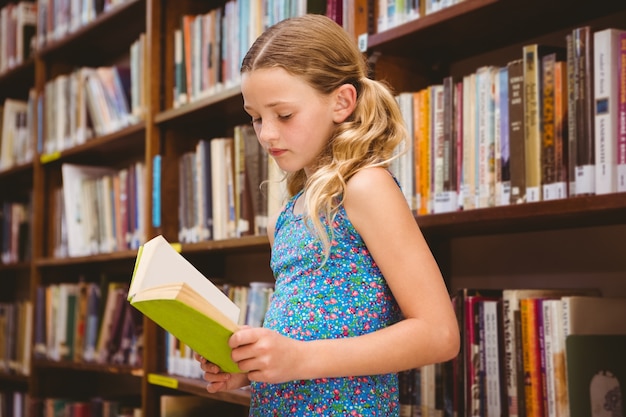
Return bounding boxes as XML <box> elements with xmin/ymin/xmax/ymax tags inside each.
<box><xmin>128</xmin><ymin>235</ymin><xmax>241</xmax><ymax>373</ymax></box>
<box><xmin>566</xmin><ymin>334</ymin><xmax>626</xmax><ymax>417</ymax></box>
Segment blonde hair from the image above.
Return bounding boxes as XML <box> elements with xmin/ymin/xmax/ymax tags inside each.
<box><xmin>241</xmin><ymin>14</ymin><xmax>407</xmax><ymax>259</ymax></box>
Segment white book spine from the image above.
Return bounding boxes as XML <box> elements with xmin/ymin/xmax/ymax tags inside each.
<box><xmin>594</xmin><ymin>29</ymin><xmax>623</xmax><ymax>194</ymax></box>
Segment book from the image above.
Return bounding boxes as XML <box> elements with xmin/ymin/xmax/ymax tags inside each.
<box><xmin>520</xmin><ymin>298</ymin><xmax>543</xmax><ymax>417</ymax></box>
<box><xmin>553</xmin><ymin>60</ymin><xmax>569</xmax><ymax>199</ymax></box>
<box><xmin>593</xmin><ymin>28</ymin><xmax>625</xmax><ymax>194</ymax></box>
<box><xmin>508</xmin><ymin>59</ymin><xmax>526</xmax><ymax>205</ymax></box>
<box><xmin>127</xmin><ymin>234</ymin><xmax>241</xmax><ymax>373</ymax></box>
<box><xmin>572</xmin><ymin>26</ymin><xmax>595</xmax><ymax>195</ymax></box>
<box><xmin>522</xmin><ymin>44</ymin><xmax>565</xmax><ymax>202</ymax></box>
<box><xmin>501</xmin><ymin>288</ymin><xmax>599</xmax><ymax>417</ymax></box>
<box><xmin>618</xmin><ymin>31</ymin><xmax>626</xmax><ymax>192</ymax></box>
<box><xmin>565</xmin><ymin>335</ymin><xmax>626</xmax><ymax>417</ymax></box>
<box><xmin>561</xmin><ymin>295</ymin><xmax>626</xmax><ymax>337</ymax></box>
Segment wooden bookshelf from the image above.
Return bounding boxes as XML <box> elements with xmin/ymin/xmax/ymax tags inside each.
<box><xmin>0</xmin><ymin>0</ymin><xmax>624</xmax><ymax>416</ymax></box>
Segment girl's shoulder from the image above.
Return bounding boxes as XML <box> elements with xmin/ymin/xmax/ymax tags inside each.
<box><xmin>343</xmin><ymin>167</ymin><xmax>405</xmax><ymax>230</ymax></box>
<box><xmin>345</xmin><ymin>167</ymin><xmax>400</xmax><ymax>195</ymax></box>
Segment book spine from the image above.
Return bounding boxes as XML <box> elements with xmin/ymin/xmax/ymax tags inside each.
<box><xmin>618</xmin><ymin>31</ymin><xmax>626</xmax><ymax>192</ymax></box>
<box><xmin>566</xmin><ymin>34</ymin><xmax>577</xmax><ymax>196</ymax></box>
<box><xmin>523</xmin><ymin>45</ymin><xmax>542</xmax><ymax>202</ymax></box>
<box><xmin>573</xmin><ymin>26</ymin><xmax>595</xmax><ymax>195</ymax></box>
<box><xmin>456</xmin><ymin>80</ymin><xmax>465</xmax><ymax>210</ymax></box>
<box><xmin>503</xmin><ymin>292</ymin><xmax>520</xmax><ymax>417</ymax></box>
<box><xmin>484</xmin><ymin>300</ymin><xmax>502</xmax><ymax>417</ymax></box>
<box><xmin>508</xmin><ymin>59</ymin><xmax>526</xmax><ymax>204</ymax></box>
<box><xmin>465</xmin><ymin>296</ymin><xmax>482</xmax><ymax>417</ymax></box>
<box><xmin>541</xmin><ymin>53</ymin><xmax>557</xmax><ymax>200</ymax></box>
<box><xmin>497</xmin><ymin>66</ymin><xmax>511</xmax><ymax>206</ymax></box>
<box><xmin>520</xmin><ymin>298</ymin><xmax>544</xmax><ymax>417</ymax></box>
<box><xmin>431</xmin><ymin>84</ymin><xmax>445</xmax><ymax>211</ymax></box>
<box><xmin>542</xmin><ymin>300</ymin><xmax>558</xmax><ymax>417</ymax></box>
<box><xmin>462</xmin><ymin>74</ymin><xmax>477</xmax><ymax>210</ymax></box>
<box><xmin>152</xmin><ymin>154</ymin><xmax>161</xmax><ymax>229</ymax></box>
<box><xmin>442</xmin><ymin>75</ymin><xmax>457</xmax><ymax>212</ymax></box>
<box><xmin>553</xmin><ymin>61</ymin><xmax>569</xmax><ymax>198</ymax></box>
<box><xmin>419</xmin><ymin>88</ymin><xmax>431</xmax><ymax>215</ymax></box>
<box><xmin>594</xmin><ymin>29</ymin><xmax>622</xmax><ymax>194</ymax></box>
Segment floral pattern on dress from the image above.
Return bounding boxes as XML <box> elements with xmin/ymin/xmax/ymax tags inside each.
<box><xmin>249</xmin><ymin>191</ymin><xmax>402</xmax><ymax>416</ymax></box>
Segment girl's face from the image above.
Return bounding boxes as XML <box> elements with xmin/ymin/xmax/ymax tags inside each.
<box><xmin>241</xmin><ymin>67</ymin><xmax>337</xmax><ymax>176</ymax></box>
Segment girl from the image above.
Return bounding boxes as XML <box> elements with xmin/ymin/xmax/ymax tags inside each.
<box><xmin>197</xmin><ymin>13</ymin><xmax>460</xmax><ymax>416</ymax></box>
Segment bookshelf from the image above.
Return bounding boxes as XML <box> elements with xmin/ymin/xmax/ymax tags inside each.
<box><xmin>0</xmin><ymin>0</ymin><xmax>624</xmax><ymax>416</ymax></box>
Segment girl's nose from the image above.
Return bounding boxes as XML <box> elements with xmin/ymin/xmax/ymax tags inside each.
<box><xmin>257</xmin><ymin>121</ymin><xmax>278</xmax><ymax>145</ymax></box>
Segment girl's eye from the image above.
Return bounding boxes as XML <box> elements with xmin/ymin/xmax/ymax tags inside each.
<box><xmin>279</xmin><ymin>114</ymin><xmax>292</xmax><ymax>120</ymax></box>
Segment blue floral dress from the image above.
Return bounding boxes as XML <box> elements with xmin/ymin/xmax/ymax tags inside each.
<box><xmin>249</xmin><ymin>191</ymin><xmax>402</xmax><ymax>416</ymax></box>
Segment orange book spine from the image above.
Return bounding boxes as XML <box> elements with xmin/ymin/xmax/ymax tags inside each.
<box><xmin>418</xmin><ymin>88</ymin><xmax>431</xmax><ymax>215</ymax></box>
<box><xmin>520</xmin><ymin>298</ymin><xmax>544</xmax><ymax>417</ymax></box>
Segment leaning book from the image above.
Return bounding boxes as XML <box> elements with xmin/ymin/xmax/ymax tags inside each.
<box><xmin>127</xmin><ymin>234</ymin><xmax>241</xmax><ymax>373</ymax></box>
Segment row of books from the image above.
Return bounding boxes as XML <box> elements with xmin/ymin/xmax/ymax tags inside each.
<box><xmin>0</xmin><ymin>390</ymin><xmax>30</xmax><ymax>417</ymax></box>
<box><xmin>375</xmin><ymin>0</ymin><xmax>464</xmax><ymax>34</ymax></box>
<box><xmin>176</xmin><ymin>124</ymin><xmax>286</xmax><ymax>243</ymax></box>
<box><xmin>391</xmin><ymin>25</ymin><xmax>626</xmax><ymax>215</ymax></box>
<box><xmin>171</xmin><ymin>0</ymin><xmax>345</xmax><ymax>109</ymax></box>
<box><xmin>0</xmin><ymin>199</ymin><xmax>31</xmax><ymax>265</ymax></box>
<box><xmin>0</xmin><ymin>2</ymin><xmax>36</xmax><ymax>75</ymax></box>
<box><xmin>0</xmin><ymin>96</ymin><xmax>36</xmax><ymax>172</ymax></box>
<box><xmin>58</xmin><ymin>161</ymin><xmax>146</xmax><ymax>258</ymax></box>
<box><xmin>0</xmin><ymin>300</ymin><xmax>33</xmax><ymax>376</ymax></box>
<box><xmin>165</xmin><ymin>281</ymin><xmax>274</xmax><ymax>379</ymax></box>
<box><xmin>447</xmin><ymin>289</ymin><xmax>626</xmax><ymax>417</ymax></box>
<box><xmin>33</xmin><ymin>396</ymin><xmax>141</xmax><ymax>417</ymax></box>
<box><xmin>33</xmin><ymin>280</ymin><xmax>143</xmax><ymax>368</ymax></box>
<box><xmin>35</xmin><ymin>0</ymin><xmax>130</xmax><ymax>49</ymax></box>
<box><xmin>39</xmin><ymin>59</ymin><xmax>142</xmax><ymax>157</ymax></box>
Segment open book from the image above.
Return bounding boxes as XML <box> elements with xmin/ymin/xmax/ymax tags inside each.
<box><xmin>128</xmin><ymin>234</ymin><xmax>241</xmax><ymax>373</ymax></box>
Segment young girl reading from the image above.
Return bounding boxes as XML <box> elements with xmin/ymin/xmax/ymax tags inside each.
<box><xmin>196</xmin><ymin>13</ymin><xmax>460</xmax><ymax>416</ymax></box>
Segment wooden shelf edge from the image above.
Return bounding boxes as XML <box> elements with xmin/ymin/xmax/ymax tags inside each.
<box><xmin>180</xmin><ymin>235</ymin><xmax>270</xmax><ymax>253</ymax></box>
<box><xmin>148</xmin><ymin>373</ymin><xmax>250</xmax><ymax>406</ymax></box>
<box><xmin>418</xmin><ymin>193</ymin><xmax>626</xmax><ymax>238</ymax></box>
<box><xmin>368</xmin><ymin>0</ymin><xmax>499</xmax><ymax>48</ymax></box>
<box><xmin>33</xmin><ymin>359</ymin><xmax>143</xmax><ymax>376</ymax></box>
<box><xmin>35</xmin><ymin>235</ymin><xmax>270</xmax><ymax>267</ymax></box>
<box><xmin>39</xmin><ymin>122</ymin><xmax>147</xmax><ymax>165</ymax></box>
<box><xmin>35</xmin><ymin>249</ymin><xmax>139</xmax><ymax>268</ymax></box>
<box><xmin>0</xmin><ymin>372</ymin><xmax>29</xmax><ymax>385</ymax></box>
<box><xmin>154</xmin><ymin>85</ymin><xmax>243</xmax><ymax>127</ymax></box>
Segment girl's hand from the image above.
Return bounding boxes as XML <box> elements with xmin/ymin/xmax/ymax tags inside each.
<box><xmin>229</xmin><ymin>327</ymin><xmax>303</xmax><ymax>384</ymax></box>
<box><xmin>193</xmin><ymin>352</ymin><xmax>250</xmax><ymax>393</ymax></box>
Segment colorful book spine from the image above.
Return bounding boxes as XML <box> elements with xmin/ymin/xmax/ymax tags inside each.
<box><xmin>520</xmin><ymin>298</ymin><xmax>544</xmax><ymax>417</ymax></box>
<box><xmin>553</xmin><ymin>61</ymin><xmax>569</xmax><ymax>199</ymax></box>
<box><xmin>541</xmin><ymin>53</ymin><xmax>557</xmax><ymax>200</ymax></box>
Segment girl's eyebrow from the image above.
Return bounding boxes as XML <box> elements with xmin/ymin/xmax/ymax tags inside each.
<box><xmin>244</xmin><ymin>100</ymin><xmax>291</xmax><ymax>112</ymax></box>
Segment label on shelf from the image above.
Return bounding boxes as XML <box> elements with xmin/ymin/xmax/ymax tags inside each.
<box><xmin>147</xmin><ymin>373</ymin><xmax>179</xmax><ymax>389</ymax></box>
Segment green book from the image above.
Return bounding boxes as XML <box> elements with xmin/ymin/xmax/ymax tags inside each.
<box><xmin>565</xmin><ymin>334</ymin><xmax>626</xmax><ymax>417</ymax></box>
<box><xmin>128</xmin><ymin>235</ymin><xmax>241</xmax><ymax>373</ymax></box>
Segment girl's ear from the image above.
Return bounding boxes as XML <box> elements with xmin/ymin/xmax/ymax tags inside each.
<box><xmin>332</xmin><ymin>84</ymin><xmax>357</xmax><ymax>123</ymax></box>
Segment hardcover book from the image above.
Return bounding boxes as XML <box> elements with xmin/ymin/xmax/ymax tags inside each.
<box><xmin>566</xmin><ymin>335</ymin><xmax>626</xmax><ymax>417</ymax></box>
<box><xmin>128</xmin><ymin>234</ymin><xmax>242</xmax><ymax>373</ymax></box>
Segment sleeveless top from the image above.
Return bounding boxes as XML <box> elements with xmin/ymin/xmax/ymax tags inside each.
<box><xmin>249</xmin><ymin>190</ymin><xmax>402</xmax><ymax>416</ymax></box>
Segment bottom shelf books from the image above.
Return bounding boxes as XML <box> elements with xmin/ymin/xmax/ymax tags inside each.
<box><xmin>311</xmin><ymin>289</ymin><xmax>626</xmax><ymax>417</ymax></box>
